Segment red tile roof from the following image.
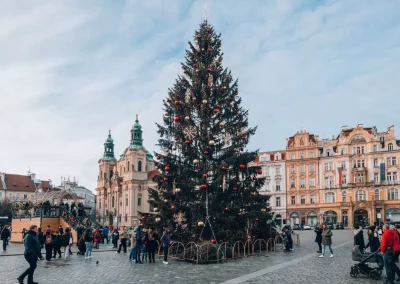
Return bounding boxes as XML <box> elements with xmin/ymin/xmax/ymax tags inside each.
<box><xmin>38</xmin><ymin>180</ymin><xmax>51</xmax><ymax>190</ymax></box>
<box><xmin>4</xmin><ymin>174</ymin><xmax>35</xmax><ymax>192</ymax></box>
<box><xmin>148</xmin><ymin>170</ymin><xmax>161</xmax><ymax>179</ymax></box>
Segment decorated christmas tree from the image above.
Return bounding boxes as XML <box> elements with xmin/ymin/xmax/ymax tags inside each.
<box><xmin>144</xmin><ymin>20</ymin><xmax>271</xmax><ymax>244</ymax></box>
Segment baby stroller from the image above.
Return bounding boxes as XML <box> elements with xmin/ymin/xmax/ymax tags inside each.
<box><xmin>350</xmin><ymin>245</ymin><xmax>384</xmax><ymax>280</ymax></box>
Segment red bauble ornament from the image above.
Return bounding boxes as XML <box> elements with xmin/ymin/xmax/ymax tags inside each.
<box><xmin>219</xmin><ymin>43</ymin><xmax>222</xmax><ymax>47</ymax></box>
<box><xmin>171</xmin><ymin>205</ymin><xmax>175</xmax><ymax>210</ymax></box>
<box><xmin>201</xmin><ymin>184</ymin><xmax>207</xmax><ymax>189</ymax></box>
<box><xmin>174</xmin><ymin>115</ymin><xmax>180</xmax><ymax>122</ymax></box>
<box><xmin>164</xmin><ymin>177</ymin><xmax>168</xmax><ymax>181</ymax></box>
<box><xmin>256</xmin><ymin>217</ymin><xmax>259</xmax><ymax>222</ymax></box>
<box><xmin>221</xmin><ymin>165</ymin><xmax>227</xmax><ymax>171</ymax></box>
<box><xmin>141</xmin><ymin>216</ymin><xmax>146</xmax><ymax>220</ymax></box>
<box><xmin>233</xmin><ymin>187</ymin><xmax>238</xmax><ymax>191</ymax></box>
<box><xmin>207</xmin><ymin>67</ymin><xmax>211</xmax><ymax>72</ymax></box>
<box><xmin>174</xmin><ymin>136</ymin><xmax>179</xmax><ymax>141</ymax></box>
<box><xmin>253</xmin><ymin>176</ymin><xmax>257</xmax><ymax>180</ymax></box>
<box><xmin>140</xmin><ymin>223</ymin><xmax>144</xmax><ymax>227</ymax></box>
<box><xmin>257</xmin><ymin>169</ymin><xmax>263</xmax><ymax>175</ymax></box>
<box><xmin>216</xmin><ymin>104</ymin><xmax>221</xmax><ymax>109</ymax></box>
<box><xmin>235</xmin><ymin>91</ymin><xmax>239</xmax><ymax>95</ymax></box>
<box><xmin>175</xmin><ymin>100</ymin><xmax>180</xmax><ymax>105</ymax></box>
<box><xmin>185</xmin><ymin>140</ymin><xmax>191</xmax><ymax>145</ymax></box>
<box><xmin>204</xmin><ymin>150</ymin><xmax>209</xmax><ymax>155</ymax></box>
<box><xmin>208</xmin><ymin>47</ymin><xmax>212</xmax><ymax>52</ymax></box>
<box><xmin>184</xmin><ymin>70</ymin><xmax>187</xmax><ymax>74</ymax></box>
<box><xmin>211</xmin><ymin>239</ymin><xmax>217</xmax><ymax>244</ymax></box>
<box><xmin>193</xmin><ymin>64</ymin><xmax>197</xmax><ymax>68</ymax></box>
<box><xmin>239</xmin><ymin>164</ymin><xmax>245</xmax><ymax>169</ymax></box>
<box><xmin>213</xmin><ymin>109</ymin><xmax>219</xmax><ymax>113</ymax></box>
<box><xmin>165</xmin><ymin>166</ymin><xmax>171</xmax><ymax>171</ymax></box>
<box><xmin>166</xmin><ymin>98</ymin><xmax>171</xmax><ymax>103</ymax></box>
<box><xmin>225</xmin><ymin>207</ymin><xmax>229</xmax><ymax>211</ymax></box>
<box><xmin>203</xmin><ymin>173</ymin><xmax>208</xmax><ymax>178</ymax></box>
<box><xmin>242</xmin><ymin>135</ymin><xmax>247</xmax><ymax>140</ymax></box>
<box><xmin>156</xmin><ymin>155</ymin><xmax>161</xmax><ymax>160</ymax></box>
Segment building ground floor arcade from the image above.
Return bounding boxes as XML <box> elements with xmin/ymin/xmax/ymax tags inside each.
<box><xmin>288</xmin><ymin>201</ymin><xmax>400</xmax><ymax>228</ymax></box>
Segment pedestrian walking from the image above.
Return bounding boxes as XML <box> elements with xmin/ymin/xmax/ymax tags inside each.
<box><xmin>144</xmin><ymin>227</ymin><xmax>157</xmax><ymax>263</ymax></box>
<box><xmin>94</xmin><ymin>229</ymin><xmax>101</xmax><ymax>249</ymax></box>
<box><xmin>314</xmin><ymin>224</ymin><xmax>323</xmax><ymax>253</ymax></box>
<box><xmin>61</xmin><ymin>228</ymin><xmax>72</xmax><ymax>260</ymax></box>
<box><xmin>44</xmin><ymin>231</ymin><xmax>53</xmax><ymax>261</ymax></box>
<box><xmin>37</xmin><ymin>228</ymin><xmax>45</xmax><ymax>260</ymax></box>
<box><xmin>134</xmin><ymin>226</ymin><xmax>143</xmax><ymax>263</ymax></box>
<box><xmin>52</xmin><ymin>231</ymin><xmax>62</xmax><ymax>258</ymax></box>
<box><xmin>83</xmin><ymin>229</ymin><xmax>93</xmax><ymax>259</ymax></box>
<box><xmin>160</xmin><ymin>227</ymin><xmax>171</xmax><ymax>265</ymax></box>
<box><xmin>381</xmin><ymin>224</ymin><xmax>395</xmax><ymax>284</ymax></box>
<box><xmin>354</xmin><ymin>225</ymin><xmax>365</xmax><ymax>252</ymax></box>
<box><xmin>112</xmin><ymin>228</ymin><xmax>119</xmax><ymax>249</ymax></box>
<box><xmin>17</xmin><ymin>225</ymin><xmax>41</xmax><ymax>284</ymax></box>
<box><xmin>129</xmin><ymin>231</ymin><xmax>136</xmax><ymax>261</ymax></box>
<box><xmin>117</xmin><ymin>228</ymin><xmax>128</xmax><ymax>253</ymax></box>
<box><xmin>319</xmin><ymin>223</ymin><xmax>333</xmax><ymax>258</ymax></box>
<box><xmin>1</xmin><ymin>225</ymin><xmax>11</xmax><ymax>251</ymax></box>
<box><xmin>390</xmin><ymin>225</ymin><xmax>400</xmax><ymax>281</ymax></box>
<box><xmin>102</xmin><ymin>226</ymin><xmax>109</xmax><ymax>244</ymax></box>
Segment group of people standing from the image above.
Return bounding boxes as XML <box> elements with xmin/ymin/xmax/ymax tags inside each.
<box><xmin>314</xmin><ymin>223</ymin><xmax>334</xmax><ymax>258</ymax></box>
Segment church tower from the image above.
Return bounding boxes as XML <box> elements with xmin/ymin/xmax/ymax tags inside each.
<box><xmin>98</xmin><ymin>131</ymin><xmax>117</xmax><ymax>184</ymax></box>
<box><xmin>129</xmin><ymin>114</ymin><xmax>143</xmax><ymax>149</ymax></box>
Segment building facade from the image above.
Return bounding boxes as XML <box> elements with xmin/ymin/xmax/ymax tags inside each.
<box><xmin>316</xmin><ymin>125</ymin><xmax>400</xmax><ymax>227</ymax></box>
<box><xmin>286</xmin><ymin>130</ymin><xmax>320</xmax><ymax>226</ymax></box>
<box><xmin>251</xmin><ymin>151</ymin><xmax>286</xmax><ymax>227</ymax></box>
<box><xmin>95</xmin><ymin>115</ymin><xmax>159</xmax><ymax>227</ymax></box>
<box><xmin>0</xmin><ymin>171</ymin><xmax>52</xmax><ymax>202</ymax></box>
<box><xmin>58</xmin><ymin>179</ymin><xmax>95</xmax><ymax>208</ymax></box>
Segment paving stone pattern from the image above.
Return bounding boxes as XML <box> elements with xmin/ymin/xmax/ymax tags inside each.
<box><xmin>0</xmin><ymin>230</ymin><xmax>386</xmax><ymax>284</ymax></box>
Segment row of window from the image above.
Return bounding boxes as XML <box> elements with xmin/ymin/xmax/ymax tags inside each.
<box><xmin>98</xmin><ymin>196</ymin><xmax>142</xmax><ymax>210</ymax></box>
<box><xmin>289</xmin><ymin>189</ymin><xmax>400</xmax><ymax>205</ymax></box>
<box><xmin>290</xmin><ymin>143</ymin><xmax>395</xmax><ymax>160</ymax></box>
<box><xmin>0</xmin><ymin>192</ymin><xmax>30</xmax><ymax>199</ymax></box>
<box><xmin>290</xmin><ymin>164</ymin><xmax>315</xmax><ymax>173</ymax></box>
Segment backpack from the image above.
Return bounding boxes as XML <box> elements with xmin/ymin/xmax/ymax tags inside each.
<box><xmin>45</xmin><ymin>235</ymin><xmax>52</xmax><ymax>245</ymax></box>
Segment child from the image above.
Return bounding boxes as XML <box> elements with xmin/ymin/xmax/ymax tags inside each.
<box><xmin>129</xmin><ymin>231</ymin><xmax>136</xmax><ymax>261</ymax></box>
<box><xmin>141</xmin><ymin>244</ymin><xmax>148</xmax><ymax>263</ymax></box>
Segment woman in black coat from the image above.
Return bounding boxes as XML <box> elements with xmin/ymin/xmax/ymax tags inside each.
<box><xmin>354</xmin><ymin>225</ymin><xmax>365</xmax><ymax>252</ymax></box>
<box><xmin>365</xmin><ymin>226</ymin><xmax>380</xmax><ymax>252</ymax></box>
<box><xmin>314</xmin><ymin>224</ymin><xmax>323</xmax><ymax>253</ymax></box>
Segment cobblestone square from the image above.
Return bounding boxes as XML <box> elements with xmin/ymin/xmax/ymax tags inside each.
<box><xmin>0</xmin><ymin>230</ymin><xmax>389</xmax><ymax>284</ymax></box>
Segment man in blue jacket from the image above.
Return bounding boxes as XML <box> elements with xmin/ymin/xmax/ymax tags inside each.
<box><xmin>18</xmin><ymin>224</ymin><xmax>41</xmax><ymax>284</ymax></box>
<box><xmin>102</xmin><ymin>226</ymin><xmax>109</xmax><ymax>244</ymax></box>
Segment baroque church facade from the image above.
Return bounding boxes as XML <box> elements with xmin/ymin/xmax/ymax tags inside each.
<box><xmin>95</xmin><ymin>115</ymin><xmax>159</xmax><ymax>227</ymax></box>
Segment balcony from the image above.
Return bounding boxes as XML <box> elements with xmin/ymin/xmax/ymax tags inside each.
<box><xmin>352</xmin><ymin>167</ymin><xmax>366</xmax><ymax>172</ymax></box>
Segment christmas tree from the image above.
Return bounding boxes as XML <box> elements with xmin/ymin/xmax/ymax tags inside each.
<box><xmin>145</xmin><ymin>20</ymin><xmax>271</xmax><ymax>244</ymax></box>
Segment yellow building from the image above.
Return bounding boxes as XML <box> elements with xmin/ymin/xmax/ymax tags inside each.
<box><xmin>317</xmin><ymin>125</ymin><xmax>400</xmax><ymax>227</ymax></box>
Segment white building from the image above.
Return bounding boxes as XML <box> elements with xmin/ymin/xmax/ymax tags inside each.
<box><xmin>250</xmin><ymin>151</ymin><xmax>287</xmax><ymax>227</ymax></box>
<box><xmin>57</xmin><ymin>178</ymin><xmax>95</xmax><ymax>208</ymax></box>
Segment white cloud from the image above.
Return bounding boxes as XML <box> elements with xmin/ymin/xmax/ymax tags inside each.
<box><xmin>0</xmin><ymin>0</ymin><xmax>399</xmax><ymax>191</ymax></box>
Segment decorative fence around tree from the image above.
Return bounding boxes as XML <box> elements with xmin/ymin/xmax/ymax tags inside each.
<box><xmin>155</xmin><ymin>234</ymin><xmax>300</xmax><ymax>264</ymax></box>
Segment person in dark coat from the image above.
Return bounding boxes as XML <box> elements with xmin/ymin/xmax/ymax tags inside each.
<box><xmin>44</xmin><ymin>231</ymin><xmax>53</xmax><ymax>261</ymax></box>
<box><xmin>36</xmin><ymin>228</ymin><xmax>45</xmax><ymax>260</ymax></box>
<box><xmin>354</xmin><ymin>225</ymin><xmax>365</xmax><ymax>252</ymax></box>
<box><xmin>134</xmin><ymin>226</ymin><xmax>143</xmax><ymax>263</ymax></box>
<box><xmin>143</xmin><ymin>227</ymin><xmax>158</xmax><ymax>263</ymax></box>
<box><xmin>18</xmin><ymin>225</ymin><xmax>41</xmax><ymax>284</ymax></box>
<box><xmin>1</xmin><ymin>225</ymin><xmax>11</xmax><ymax>251</ymax></box>
<box><xmin>314</xmin><ymin>224</ymin><xmax>323</xmax><ymax>253</ymax></box>
<box><xmin>111</xmin><ymin>228</ymin><xmax>119</xmax><ymax>248</ymax></box>
<box><xmin>365</xmin><ymin>226</ymin><xmax>380</xmax><ymax>252</ymax></box>
<box><xmin>52</xmin><ymin>231</ymin><xmax>62</xmax><ymax>258</ymax></box>
<box><xmin>76</xmin><ymin>224</ymin><xmax>83</xmax><ymax>246</ymax></box>
<box><xmin>319</xmin><ymin>223</ymin><xmax>333</xmax><ymax>257</ymax></box>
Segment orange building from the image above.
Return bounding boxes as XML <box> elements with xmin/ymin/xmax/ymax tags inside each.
<box><xmin>286</xmin><ymin>130</ymin><xmax>320</xmax><ymax>226</ymax></box>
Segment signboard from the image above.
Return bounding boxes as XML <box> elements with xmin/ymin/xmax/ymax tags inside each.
<box><xmin>0</xmin><ymin>216</ymin><xmax>8</xmax><ymax>219</ymax></box>
<box><xmin>377</xmin><ymin>213</ymin><xmax>381</xmax><ymax>219</ymax></box>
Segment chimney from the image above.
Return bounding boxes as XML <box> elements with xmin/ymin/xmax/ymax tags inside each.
<box><xmin>30</xmin><ymin>172</ymin><xmax>36</xmax><ymax>181</ymax></box>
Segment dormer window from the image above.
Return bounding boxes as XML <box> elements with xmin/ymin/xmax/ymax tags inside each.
<box><xmin>388</xmin><ymin>143</ymin><xmax>394</xmax><ymax>151</ymax></box>
<box><xmin>13</xmin><ymin>183</ymin><xmax>16</xmax><ymax>186</ymax></box>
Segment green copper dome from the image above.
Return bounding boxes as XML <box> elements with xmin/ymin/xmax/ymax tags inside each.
<box><xmin>129</xmin><ymin>114</ymin><xmax>143</xmax><ymax>149</ymax></box>
<box><xmin>146</xmin><ymin>151</ymin><xmax>154</xmax><ymax>160</ymax></box>
<box><xmin>103</xmin><ymin>130</ymin><xmax>116</xmax><ymax>161</ymax></box>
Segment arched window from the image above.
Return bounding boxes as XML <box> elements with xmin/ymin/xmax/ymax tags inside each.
<box><xmin>388</xmin><ymin>143</ymin><xmax>394</xmax><ymax>151</ymax></box>
<box><xmin>375</xmin><ymin>189</ymin><xmax>380</xmax><ymax>201</ymax></box>
<box><xmin>100</xmin><ymin>170</ymin><xmax>103</xmax><ymax>179</ymax></box>
<box><xmin>128</xmin><ymin>161</ymin><xmax>130</xmax><ymax>171</ymax></box>
<box><xmin>112</xmin><ymin>196</ymin><xmax>115</xmax><ymax>208</ymax></box>
<box><xmin>104</xmin><ymin>173</ymin><xmax>106</xmax><ymax>179</ymax></box>
<box><xmin>388</xmin><ymin>188</ymin><xmax>399</xmax><ymax>200</ymax></box>
<box><xmin>342</xmin><ymin>191</ymin><xmax>347</xmax><ymax>202</ymax></box>
<box><xmin>355</xmin><ymin>190</ymin><xmax>366</xmax><ymax>201</ymax></box>
<box><xmin>325</xmin><ymin>192</ymin><xmax>335</xmax><ymax>203</ymax></box>
<box><xmin>138</xmin><ymin>161</ymin><xmax>142</xmax><ymax>172</ymax></box>
<box><xmin>374</xmin><ymin>158</ymin><xmax>378</xmax><ymax>167</ymax></box>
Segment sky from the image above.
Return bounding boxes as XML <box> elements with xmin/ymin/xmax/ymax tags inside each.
<box><xmin>0</xmin><ymin>0</ymin><xmax>399</xmax><ymax>192</ymax></box>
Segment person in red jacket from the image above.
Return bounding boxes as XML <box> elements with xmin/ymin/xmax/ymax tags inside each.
<box><xmin>390</xmin><ymin>225</ymin><xmax>400</xmax><ymax>281</ymax></box>
<box><xmin>93</xmin><ymin>229</ymin><xmax>101</xmax><ymax>249</ymax></box>
<box><xmin>381</xmin><ymin>224</ymin><xmax>395</xmax><ymax>284</ymax></box>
